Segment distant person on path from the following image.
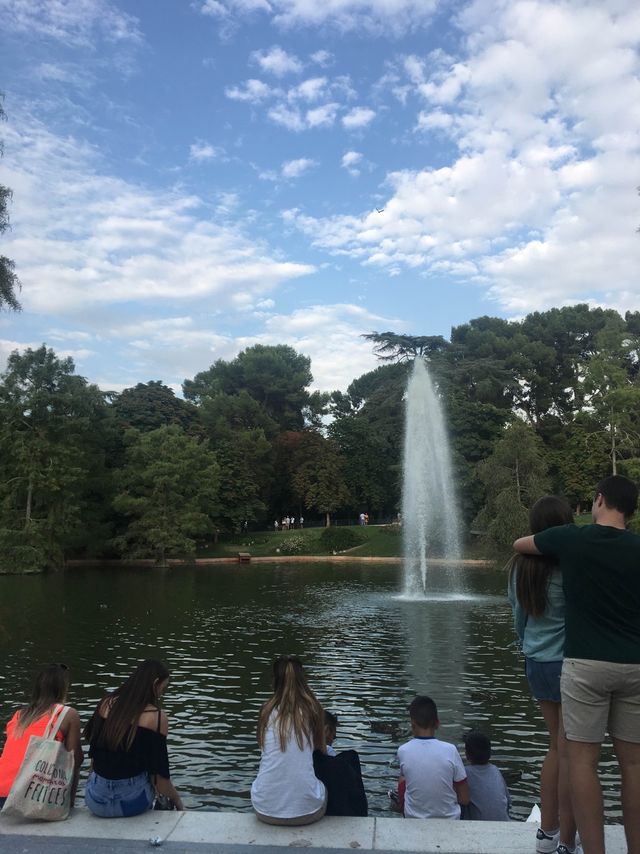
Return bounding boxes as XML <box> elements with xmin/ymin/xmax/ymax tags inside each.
<box><xmin>461</xmin><ymin>731</ymin><xmax>511</xmax><ymax>822</ymax></box>
<box><xmin>364</xmin><ymin>513</ymin><xmax>369</xmax><ymax>526</ymax></box>
<box><xmin>508</xmin><ymin>496</ymin><xmax>578</xmax><ymax>854</ymax></box>
<box><xmin>274</xmin><ymin>520</ymin><xmax>279</xmax><ymax>531</ymax></box>
<box><xmin>251</xmin><ymin>656</ymin><xmax>326</xmax><ymax>825</ymax></box>
<box><xmin>0</xmin><ymin>664</ymin><xmax>83</xmax><ymax>811</ymax></box>
<box><xmin>359</xmin><ymin>513</ymin><xmax>365</xmax><ymax>526</ymax></box>
<box><xmin>396</xmin><ymin>695</ymin><xmax>468</xmax><ymax>819</ymax></box>
<box><xmin>514</xmin><ymin>476</ymin><xmax>640</xmax><ymax>854</ymax></box>
<box><xmin>299</xmin><ymin>516</ymin><xmax>304</xmax><ymax>529</ymax></box>
<box><xmin>84</xmin><ymin>659</ymin><xmax>184</xmax><ymax>816</ymax></box>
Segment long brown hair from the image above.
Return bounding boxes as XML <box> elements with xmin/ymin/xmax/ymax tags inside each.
<box><xmin>257</xmin><ymin>656</ymin><xmax>325</xmax><ymax>753</ymax></box>
<box><xmin>508</xmin><ymin>495</ymin><xmax>574</xmax><ymax>617</ymax></box>
<box><xmin>18</xmin><ymin>664</ymin><xmax>70</xmax><ymax>734</ymax></box>
<box><xmin>84</xmin><ymin>659</ymin><xmax>170</xmax><ymax>751</ymax></box>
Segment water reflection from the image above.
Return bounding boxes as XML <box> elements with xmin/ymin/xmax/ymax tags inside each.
<box><xmin>0</xmin><ymin>563</ymin><xmax>621</xmax><ymax>820</ymax></box>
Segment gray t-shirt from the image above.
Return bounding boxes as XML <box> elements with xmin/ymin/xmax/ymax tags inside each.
<box><xmin>462</xmin><ymin>763</ymin><xmax>511</xmax><ymax>821</ymax></box>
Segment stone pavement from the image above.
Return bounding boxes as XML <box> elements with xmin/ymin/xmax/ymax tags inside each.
<box><xmin>0</xmin><ymin>809</ymin><xmax>629</xmax><ymax>854</ymax></box>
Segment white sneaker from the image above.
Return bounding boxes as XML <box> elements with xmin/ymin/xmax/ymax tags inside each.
<box><xmin>536</xmin><ymin>828</ymin><xmax>560</xmax><ymax>853</ymax></box>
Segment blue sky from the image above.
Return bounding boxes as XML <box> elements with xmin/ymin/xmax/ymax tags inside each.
<box><xmin>1</xmin><ymin>0</ymin><xmax>639</xmax><ymax>393</ymax></box>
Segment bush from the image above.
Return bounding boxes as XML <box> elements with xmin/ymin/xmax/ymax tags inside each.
<box><xmin>0</xmin><ymin>527</ymin><xmax>49</xmax><ymax>574</ymax></box>
<box><xmin>278</xmin><ymin>535</ymin><xmax>307</xmax><ymax>555</ymax></box>
<box><xmin>319</xmin><ymin>526</ymin><xmax>366</xmax><ymax>553</ymax></box>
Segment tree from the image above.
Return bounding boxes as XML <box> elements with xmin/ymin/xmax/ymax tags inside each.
<box><xmin>184</xmin><ymin>344</ymin><xmax>327</xmax><ymax>431</ymax></box>
<box><xmin>113</xmin><ymin>381</ymin><xmax>200</xmax><ymax>433</ymax></box>
<box><xmin>363</xmin><ymin>331</ymin><xmax>449</xmax><ymax>362</ymax></box>
<box><xmin>0</xmin><ymin>346</ymin><xmax>107</xmax><ymax>570</ymax></box>
<box><xmin>474</xmin><ymin>420</ymin><xmax>550</xmax><ymax>550</ymax></box>
<box><xmin>290</xmin><ymin>433</ymin><xmax>350</xmax><ymax>527</ymax></box>
<box><xmin>0</xmin><ymin>96</ymin><xmax>20</xmax><ymax>311</ymax></box>
<box><xmin>113</xmin><ymin>426</ymin><xmax>220</xmax><ymax>565</ymax></box>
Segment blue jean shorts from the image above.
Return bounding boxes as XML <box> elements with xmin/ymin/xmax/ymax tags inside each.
<box><xmin>526</xmin><ymin>658</ymin><xmax>562</xmax><ymax>703</ymax></box>
<box><xmin>85</xmin><ymin>771</ymin><xmax>154</xmax><ymax>818</ymax></box>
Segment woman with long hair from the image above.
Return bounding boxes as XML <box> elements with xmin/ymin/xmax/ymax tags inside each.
<box><xmin>508</xmin><ymin>496</ymin><xmax>579</xmax><ymax>854</ymax></box>
<box><xmin>84</xmin><ymin>659</ymin><xmax>184</xmax><ymax>817</ymax></box>
<box><xmin>251</xmin><ymin>655</ymin><xmax>327</xmax><ymax>825</ymax></box>
<box><xmin>0</xmin><ymin>664</ymin><xmax>83</xmax><ymax>810</ymax></box>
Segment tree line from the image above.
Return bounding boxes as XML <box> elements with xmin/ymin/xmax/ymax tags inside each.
<box><xmin>1</xmin><ymin>303</ymin><xmax>639</xmax><ymax>571</ymax></box>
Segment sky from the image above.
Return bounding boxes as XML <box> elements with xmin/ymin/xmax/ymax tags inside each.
<box><xmin>0</xmin><ymin>0</ymin><xmax>639</xmax><ymax>395</ymax></box>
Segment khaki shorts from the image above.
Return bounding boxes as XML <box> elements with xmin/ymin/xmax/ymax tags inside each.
<box><xmin>561</xmin><ymin>658</ymin><xmax>640</xmax><ymax>743</ymax></box>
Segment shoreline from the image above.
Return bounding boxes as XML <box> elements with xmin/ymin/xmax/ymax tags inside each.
<box><xmin>64</xmin><ymin>556</ymin><xmax>496</xmax><ymax>568</ymax></box>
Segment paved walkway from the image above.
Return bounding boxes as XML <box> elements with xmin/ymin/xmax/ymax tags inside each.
<box><xmin>0</xmin><ymin>809</ymin><xmax>629</xmax><ymax>854</ymax></box>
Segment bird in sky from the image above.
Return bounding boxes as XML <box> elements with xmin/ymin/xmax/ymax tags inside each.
<box><xmin>376</xmin><ymin>207</ymin><xmax>385</xmax><ymax>213</ymax></box>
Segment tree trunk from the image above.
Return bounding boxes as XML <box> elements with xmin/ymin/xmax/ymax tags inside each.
<box><xmin>611</xmin><ymin>410</ymin><xmax>617</xmax><ymax>475</ymax></box>
<box><xmin>25</xmin><ymin>474</ymin><xmax>33</xmax><ymax>528</ymax></box>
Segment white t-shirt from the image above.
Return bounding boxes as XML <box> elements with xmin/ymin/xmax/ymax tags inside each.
<box><xmin>397</xmin><ymin>737</ymin><xmax>467</xmax><ymax>819</ymax></box>
<box><xmin>251</xmin><ymin>714</ymin><xmax>326</xmax><ymax>819</ymax></box>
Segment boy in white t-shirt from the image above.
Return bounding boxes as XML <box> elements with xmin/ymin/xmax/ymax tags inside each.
<box><xmin>396</xmin><ymin>696</ymin><xmax>469</xmax><ymax>819</ymax></box>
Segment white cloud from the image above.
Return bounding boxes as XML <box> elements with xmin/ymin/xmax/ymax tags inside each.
<box><xmin>2</xmin><ymin>117</ymin><xmax>315</xmax><ymax>318</ymax></box>
<box><xmin>342</xmin><ymin>107</ymin><xmax>376</xmax><ymax>130</ymax></box>
<box><xmin>196</xmin><ymin>0</ymin><xmax>439</xmax><ymax>34</ymax></box>
<box><xmin>0</xmin><ymin>0</ymin><xmax>142</xmax><ymax>46</ymax></box>
<box><xmin>310</xmin><ymin>49</ymin><xmax>332</xmax><ymax>66</ymax></box>
<box><xmin>267</xmin><ymin>104</ymin><xmax>306</xmax><ymax>131</ymax></box>
<box><xmin>306</xmin><ymin>103</ymin><xmax>339</xmax><ymax>128</ymax></box>
<box><xmin>247</xmin><ymin>304</ymin><xmax>398</xmax><ymax>392</ymax></box>
<box><xmin>288</xmin><ymin>77</ymin><xmax>327</xmax><ymax>102</ymax></box>
<box><xmin>189</xmin><ymin>140</ymin><xmax>222</xmax><ymax>161</ymax></box>
<box><xmin>225</xmin><ymin>78</ymin><xmax>274</xmax><ymax>102</ymax></box>
<box><xmin>341</xmin><ymin>150</ymin><xmax>363</xmax><ymax>176</ymax></box>
<box><xmin>281</xmin><ymin>157</ymin><xmax>317</xmax><ymax>178</ymax></box>
<box><xmin>285</xmin><ymin>0</ymin><xmax>640</xmax><ymax>315</ymax></box>
<box><xmin>252</xmin><ymin>45</ymin><xmax>303</xmax><ymax>76</ymax></box>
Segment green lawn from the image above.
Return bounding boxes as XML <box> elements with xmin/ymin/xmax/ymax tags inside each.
<box><xmin>197</xmin><ymin>524</ymin><xmax>404</xmax><ymax>559</ymax></box>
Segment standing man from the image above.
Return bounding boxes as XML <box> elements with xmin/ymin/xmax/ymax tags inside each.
<box><xmin>514</xmin><ymin>476</ymin><xmax>640</xmax><ymax>854</ymax></box>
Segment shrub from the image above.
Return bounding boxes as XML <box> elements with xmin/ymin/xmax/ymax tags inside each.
<box><xmin>319</xmin><ymin>527</ymin><xmax>365</xmax><ymax>553</ymax></box>
<box><xmin>278</xmin><ymin>535</ymin><xmax>307</xmax><ymax>555</ymax></box>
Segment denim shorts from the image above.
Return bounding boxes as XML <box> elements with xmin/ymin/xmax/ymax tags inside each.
<box><xmin>85</xmin><ymin>771</ymin><xmax>154</xmax><ymax>818</ymax></box>
<box><xmin>526</xmin><ymin>658</ymin><xmax>562</xmax><ymax>703</ymax></box>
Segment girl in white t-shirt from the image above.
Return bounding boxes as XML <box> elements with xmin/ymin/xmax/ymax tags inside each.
<box><xmin>251</xmin><ymin>656</ymin><xmax>327</xmax><ymax>825</ymax></box>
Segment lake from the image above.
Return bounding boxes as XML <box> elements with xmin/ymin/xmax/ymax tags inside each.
<box><xmin>0</xmin><ymin>561</ymin><xmax>621</xmax><ymax>819</ymax></box>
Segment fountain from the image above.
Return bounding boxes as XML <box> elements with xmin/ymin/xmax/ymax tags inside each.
<box><xmin>401</xmin><ymin>358</ymin><xmax>461</xmax><ymax>597</ymax></box>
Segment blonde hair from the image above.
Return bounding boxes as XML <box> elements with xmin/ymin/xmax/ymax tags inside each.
<box><xmin>257</xmin><ymin>656</ymin><xmax>325</xmax><ymax>753</ymax></box>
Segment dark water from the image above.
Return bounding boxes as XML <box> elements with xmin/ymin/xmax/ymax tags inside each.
<box><xmin>0</xmin><ymin>562</ymin><xmax>620</xmax><ymax>819</ymax></box>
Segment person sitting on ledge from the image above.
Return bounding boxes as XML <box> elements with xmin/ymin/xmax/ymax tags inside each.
<box><xmin>0</xmin><ymin>663</ymin><xmax>83</xmax><ymax>812</ymax></box>
<box><xmin>461</xmin><ymin>730</ymin><xmax>511</xmax><ymax>822</ymax></box>
<box><xmin>396</xmin><ymin>695</ymin><xmax>469</xmax><ymax>819</ymax></box>
<box><xmin>251</xmin><ymin>655</ymin><xmax>327</xmax><ymax>826</ymax></box>
<box><xmin>84</xmin><ymin>659</ymin><xmax>184</xmax><ymax>817</ymax></box>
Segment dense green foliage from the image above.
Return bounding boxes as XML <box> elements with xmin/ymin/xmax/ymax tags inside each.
<box><xmin>318</xmin><ymin>526</ymin><xmax>366</xmax><ymax>553</ymax></box>
<box><xmin>1</xmin><ymin>304</ymin><xmax>639</xmax><ymax>571</ymax></box>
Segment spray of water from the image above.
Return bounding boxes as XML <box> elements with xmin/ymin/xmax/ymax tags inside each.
<box><xmin>402</xmin><ymin>358</ymin><xmax>461</xmax><ymax>597</ymax></box>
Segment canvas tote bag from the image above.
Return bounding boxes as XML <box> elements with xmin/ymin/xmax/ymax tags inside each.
<box><xmin>1</xmin><ymin>704</ymin><xmax>73</xmax><ymax>821</ymax></box>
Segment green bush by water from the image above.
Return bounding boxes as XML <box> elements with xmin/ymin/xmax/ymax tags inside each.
<box><xmin>318</xmin><ymin>526</ymin><xmax>366</xmax><ymax>552</ymax></box>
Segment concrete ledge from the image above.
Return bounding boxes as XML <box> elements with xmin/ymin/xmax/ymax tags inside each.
<box><xmin>0</xmin><ymin>809</ymin><xmax>629</xmax><ymax>853</ymax></box>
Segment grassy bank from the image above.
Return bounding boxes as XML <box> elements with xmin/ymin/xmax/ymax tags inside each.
<box><xmin>198</xmin><ymin>524</ymin><xmax>403</xmax><ymax>559</ymax></box>
<box><xmin>197</xmin><ymin>525</ymin><xmax>492</xmax><ymax>561</ymax></box>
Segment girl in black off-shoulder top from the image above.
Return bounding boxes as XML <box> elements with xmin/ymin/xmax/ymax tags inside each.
<box><xmin>83</xmin><ymin>660</ymin><xmax>184</xmax><ymax>817</ymax></box>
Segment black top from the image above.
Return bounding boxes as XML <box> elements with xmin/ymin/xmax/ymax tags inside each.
<box><xmin>88</xmin><ymin>713</ymin><xmax>170</xmax><ymax>780</ymax></box>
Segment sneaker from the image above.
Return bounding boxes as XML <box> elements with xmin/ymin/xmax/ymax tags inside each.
<box><xmin>536</xmin><ymin>828</ymin><xmax>560</xmax><ymax>853</ymax></box>
<box><xmin>556</xmin><ymin>846</ymin><xmax>583</xmax><ymax>854</ymax></box>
